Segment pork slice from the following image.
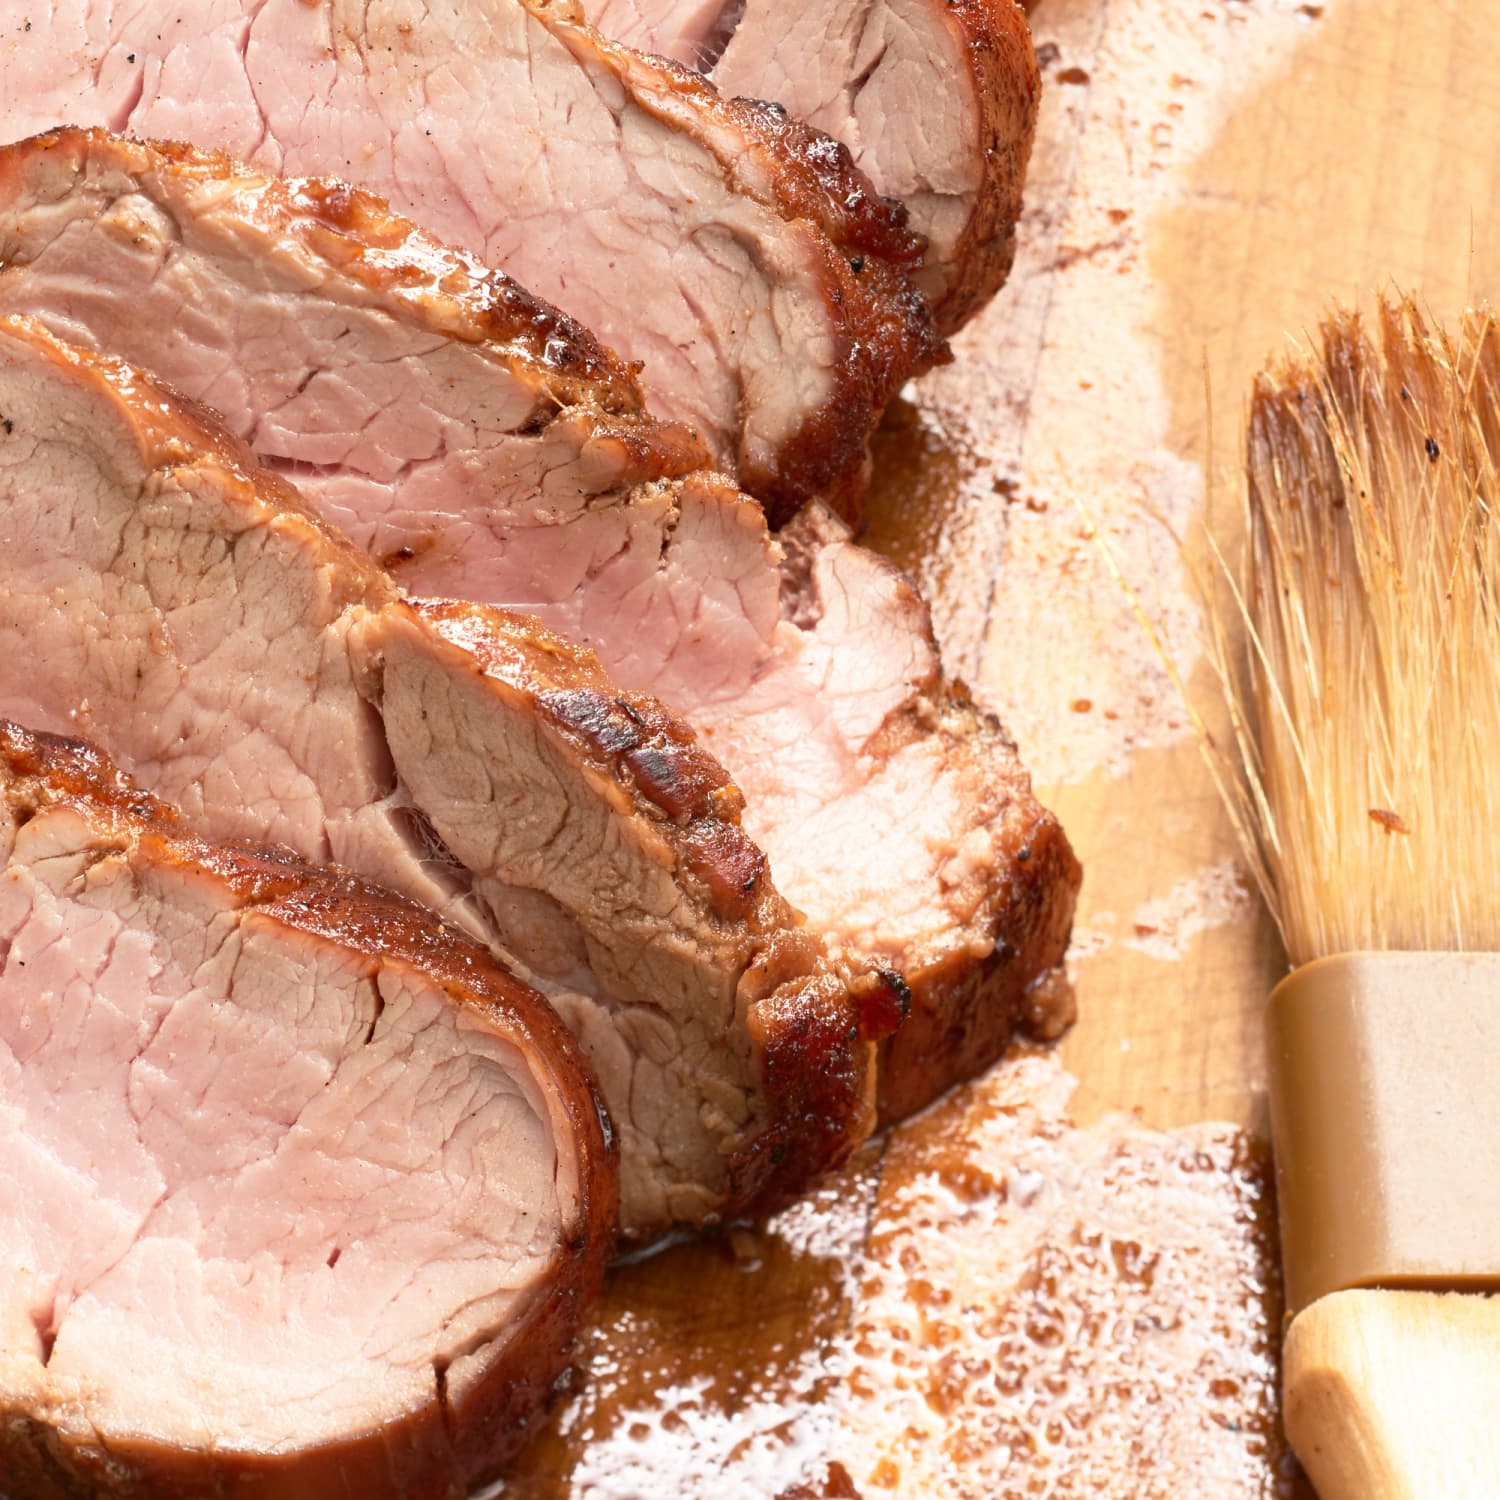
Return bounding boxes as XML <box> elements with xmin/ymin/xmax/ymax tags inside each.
<box><xmin>584</xmin><ymin>0</ymin><xmax>1042</xmax><ymax>333</ymax></box>
<box><xmin>0</xmin><ymin>313</ymin><xmax>888</xmax><ymax>1237</ymax></box>
<box><xmin>0</xmin><ymin>130</ymin><xmax>1078</xmax><ymax>1121</ymax></box>
<box><xmin>0</xmin><ymin>719</ymin><xmax>613</xmax><ymax>1499</ymax></box>
<box><xmin>2</xmin><ymin>0</ymin><xmax>944</xmax><ymax>523</ymax></box>
<box><xmin>757</xmin><ymin>504</ymin><xmax>1081</xmax><ymax>1120</ymax></box>
<box><xmin>0</xmin><ymin>130</ymin><xmax>718</xmax><ymax>598</ymax></box>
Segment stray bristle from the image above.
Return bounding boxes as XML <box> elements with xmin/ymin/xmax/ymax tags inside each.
<box><xmin>1211</xmin><ymin>296</ymin><xmax>1500</xmax><ymax>966</ymax></box>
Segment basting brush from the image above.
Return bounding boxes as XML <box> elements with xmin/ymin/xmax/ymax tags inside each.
<box><xmin>1208</xmin><ymin>294</ymin><xmax>1500</xmax><ymax>1498</ymax></box>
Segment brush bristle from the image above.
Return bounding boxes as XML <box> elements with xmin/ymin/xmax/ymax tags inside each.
<box><xmin>1213</xmin><ymin>296</ymin><xmax>1500</xmax><ymax>966</ymax></box>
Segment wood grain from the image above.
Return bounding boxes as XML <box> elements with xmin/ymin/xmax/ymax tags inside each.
<box><xmin>501</xmin><ymin>2</ymin><xmax>1500</xmax><ymax>1493</ymax></box>
<box><xmin>1284</xmin><ymin>1291</ymin><xmax>1500</xmax><ymax>1500</ymax></box>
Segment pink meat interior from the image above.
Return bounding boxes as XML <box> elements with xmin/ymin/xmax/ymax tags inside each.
<box><xmin>0</xmin><ymin>801</ymin><xmax>567</xmax><ymax>1452</ymax></box>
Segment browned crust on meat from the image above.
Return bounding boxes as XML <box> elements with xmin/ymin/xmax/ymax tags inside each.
<box><xmin>926</xmin><ymin>0</ymin><xmax>1042</xmax><ymax>333</ymax></box>
<box><xmin>529</xmin><ymin>4</ymin><xmax>949</xmax><ymax>525</ymax></box>
<box><xmin>777</xmin><ymin>504</ymin><xmax>1079</xmax><ymax>1119</ymax></box>
<box><xmin>739</xmin><ymin>956</ymin><xmax>909</xmax><ymax>1213</ymax></box>
<box><xmin>873</xmin><ymin>690</ymin><xmax>1080</xmax><ymax>1123</ymax></box>
<box><xmin>0</xmin><ymin>128</ymin><xmax>712</xmax><ymax>487</ymax></box>
<box><xmin>731</xmin><ymin>0</ymin><xmax>1041</xmax><ymax>337</ymax></box>
<box><xmin>0</xmin><ymin>121</ymin><xmax>920</xmax><ymax>528</ymax></box>
<box><xmin>705</xmin><ymin>92</ymin><xmax>953</xmax><ymax>525</ymax></box>
<box><xmin>751</xmin><ymin>231</ymin><xmax>943</xmax><ymax>527</ymax></box>
<box><xmin>410</xmin><ymin>600</ymin><xmax>900</xmax><ymax>1211</ymax></box>
<box><xmin>714</xmin><ymin>97</ymin><xmax>926</xmax><ymax>275</ymax></box>
<box><xmin>410</xmin><ymin>599</ymin><xmax>778</xmax><ymax>929</ymax></box>
<box><xmin>0</xmin><ymin>719</ymin><xmax>618</xmax><ymax>1500</ymax></box>
<box><xmin>3</xmin><ymin>315</ymin><xmax>889</xmax><ymax>1230</ymax></box>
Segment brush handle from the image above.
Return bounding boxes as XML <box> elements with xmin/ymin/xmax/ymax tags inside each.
<box><xmin>1283</xmin><ymin>1289</ymin><xmax>1500</xmax><ymax>1498</ymax></box>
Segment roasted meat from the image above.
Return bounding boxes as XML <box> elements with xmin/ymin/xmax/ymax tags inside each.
<box><xmin>0</xmin><ymin>0</ymin><xmax>945</xmax><ymax>521</ymax></box>
<box><xmin>0</xmin><ymin>719</ymin><xmax>614</xmax><ymax>1500</ymax></box>
<box><xmin>583</xmin><ymin>0</ymin><xmax>1042</xmax><ymax>332</ymax></box>
<box><xmin>0</xmin><ymin>313</ymin><xmax>886</xmax><ymax>1237</ymax></box>
<box><xmin>0</xmin><ymin>129</ymin><xmax>1079</xmax><ymax>1124</ymax></box>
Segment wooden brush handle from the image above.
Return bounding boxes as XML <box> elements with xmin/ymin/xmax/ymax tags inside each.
<box><xmin>1283</xmin><ymin>1289</ymin><xmax>1500</xmax><ymax>1498</ymax></box>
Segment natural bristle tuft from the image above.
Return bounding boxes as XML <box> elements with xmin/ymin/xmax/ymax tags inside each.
<box><xmin>1212</xmin><ymin>295</ymin><xmax>1500</xmax><ymax>965</ymax></box>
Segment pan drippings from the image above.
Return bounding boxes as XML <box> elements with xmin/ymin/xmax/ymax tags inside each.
<box><xmin>520</xmin><ymin>1052</ymin><xmax>1297</xmax><ymax>1499</ymax></box>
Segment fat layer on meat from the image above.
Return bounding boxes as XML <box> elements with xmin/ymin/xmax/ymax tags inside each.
<box><xmin>0</xmin><ymin>313</ymin><xmax>886</xmax><ymax>1237</ymax></box>
<box><xmin>0</xmin><ymin>0</ymin><xmax>943</xmax><ymax>522</ymax></box>
<box><xmin>0</xmin><ymin>720</ymin><xmax>614</xmax><ymax>1500</ymax></box>
<box><xmin>0</xmin><ymin>131</ymin><xmax>1078</xmax><ymax>1120</ymax></box>
<box><xmin>584</xmin><ymin>0</ymin><xmax>1042</xmax><ymax>333</ymax></box>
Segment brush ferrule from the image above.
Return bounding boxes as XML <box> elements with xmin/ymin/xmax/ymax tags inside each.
<box><xmin>1269</xmin><ymin>951</ymin><xmax>1500</xmax><ymax>1314</ymax></box>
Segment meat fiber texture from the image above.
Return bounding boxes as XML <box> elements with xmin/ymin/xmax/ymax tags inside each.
<box><xmin>0</xmin><ymin>312</ymin><xmax>892</xmax><ymax>1239</ymax></box>
<box><xmin>0</xmin><ymin>0</ymin><xmax>944</xmax><ymax>524</ymax></box>
<box><xmin>585</xmin><ymin>0</ymin><xmax>1042</xmax><ymax>334</ymax></box>
<box><xmin>0</xmin><ymin>720</ymin><xmax>615</xmax><ymax>1500</ymax></box>
<box><xmin>0</xmin><ymin>131</ymin><xmax>1079</xmax><ymax>1125</ymax></box>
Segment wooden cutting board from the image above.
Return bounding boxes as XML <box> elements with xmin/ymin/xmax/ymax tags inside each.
<box><xmin>502</xmin><ymin>2</ymin><xmax>1500</xmax><ymax>1493</ymax></box>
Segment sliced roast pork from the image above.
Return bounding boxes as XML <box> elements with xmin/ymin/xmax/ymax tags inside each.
<box><xmin>0</xmin><ymin>720</ymin><xmax>613</xmax><ymax>1500</ymax></box>
<box><xmin>0</xmin><ymin>314</ymin><xmax>891</xmax><ymax>1237</ymax></box>
<box><xmin>0</xmin><ymin>131</ymin><xmax>1079</xmax><ymax>1120</ymax></box>
<box><xmin>768</xmin><ymin>503</ymin><xmax>1080</xmax><ymax>1118</ymax></box>
<box><xmin>585</xmin><ymin>0</ymin><xmax>1042</xmax><ymax>333</ymax></box>
<box><xmin>3</xmin><ymin>0</ymin><xmax>943</xmax><ymax>522</ymax></box>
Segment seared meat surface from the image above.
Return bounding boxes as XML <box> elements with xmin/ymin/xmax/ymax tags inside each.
<box><xmin>0</xmin><ymin>0</ymin><xmax>944</xmax><ymax>521</ymax></box>
<box><xmin>756</xmin><ymin>504</ymin><xmax>1081</xmax><ymax>1120</ymax></box>
<box><xmin>0</xmin><ymin>130</ymin><xmax>1079</xmax><ymax>1124</ymax></box>
<box><xmin>0</xmin><ymin>720</ymin><xmax>614</xmax><ymax>1500</ymax></box>
<box><xmin>0</xmin><ymin>314</ymin><xmax>885</xmax><ymax>1236</ymax></box>
<box><xmin>585</xmin><ymin>0</ymin><xmax>1042</xmax><ymax>332</ymax></box>
<box><xmin>0</xmin><ymin>130</ymin><xmax>714</xmax><ymax>599</ymax></box>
